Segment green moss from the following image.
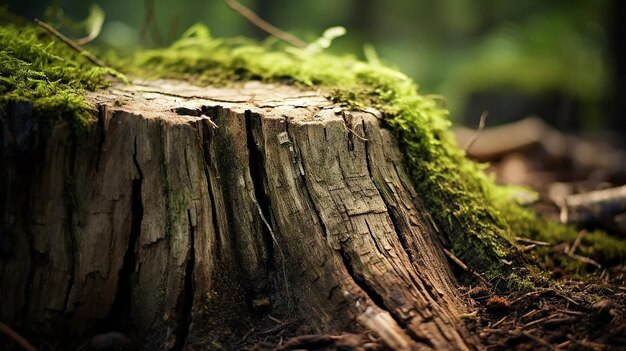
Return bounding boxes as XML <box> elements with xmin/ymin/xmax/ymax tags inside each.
<box><xmin>0</xmin><ymin>24</ymin><xmax>123</xmax><ymax>126</ymax></box>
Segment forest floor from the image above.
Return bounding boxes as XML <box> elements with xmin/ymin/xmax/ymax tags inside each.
<box><xmin>460</xmin><ymin>118</ymin><xmax>626</xmax><ymax>351</ymax></box>
<box><xmin>241</xmin><ymin>117</ymin><xmax>626</xmax><ymax>351</ymax></box>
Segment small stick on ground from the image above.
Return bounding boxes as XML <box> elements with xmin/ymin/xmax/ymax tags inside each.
<box><xmin>0</xmin><ymin>322</ymin><xmax>38</xmax><ymax>351</ymax></box>
<box><xmin>223</xmin><ymin>0</ymin><xmax>307</xmax><ymax>48</ymax></box>
<box><xmin>566</xmin><ymin>335</ymin><xmax>607</xmax><ymax>351</ymax></box>
<box><xmin>258</xmin><ymin>320</ymin><xmax>292</xmax><ymax>336</ymax></box>
<box><xmin>567</xmin><ymin>253</ymin><xmax>602</xmax><ymax>269</ymax></box>
<box><xmin>515</xmin><ymin>237</ymin><xmax>550</xmax><ymax>246</ymax></box>
<box><xmin>463</xmin><ymin>111</ymin><xmax>488</xmax><ymax>153</ymax></box>
<box><xmin>567</xmin><ymin>230</ymin><xmax>586</xmax><ymax>255</ymax></box>
<box><xmin>522</xmin><ymin>330</ymin><xmax>556</xmax><ymax>351</ymax></box>
<box><xmin>491</xmin><ymin>316</ymin><xmax>508</xmax><ymax>328</ymax></box>
<box><xmin>268</xmin><ymin>315</ymin><xmax>284</xmax><ymax>324</ymax></box>
<box><xmin>442</xmin><ymin>248</ymin><xmax>490</xmax><ymax>286</ymax></box>
<box><xmin>553</xmin><ymin>290</ymin><xmax>582</xmax><ymax>307</ymax></box>
<box><xmin>34</xmin><ymin>18</ymin><xmax>107</xmax><ymax>68</ymax></box>
<box><xmin>561</xmin><ymin>185</ymin><xmax>626</xmax><ymax>225</ymax></box>
<box><xmin>560</xmin><ymin>232</ymin><xmax>602</xmax><ymax>269</ymax></box>
<box><xmin>239</xmin><ymin>327</ymin><xmax>255</xmax><ymax>344</ymax></box>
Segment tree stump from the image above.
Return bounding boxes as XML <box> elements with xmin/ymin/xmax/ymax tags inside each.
<box><xmin>1</xmin><ymin>80</ymin><xmax>477</xmax><ymax>350</ymax></box>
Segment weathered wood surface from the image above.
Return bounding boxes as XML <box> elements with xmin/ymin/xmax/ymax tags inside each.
<box><xmin>0</xmin><ymin>80</ymin><xmax>476</xmax><ymax>350</ymax></box>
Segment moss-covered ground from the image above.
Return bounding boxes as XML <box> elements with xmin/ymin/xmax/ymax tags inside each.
<box><xmin>0</xmin><ymin>24</ymin><xmax>121</xmax><ymax>125</ymax></box>
<box><xmin>2</xmin><ymin>22</ymin><xmax>624</xmax><ymax>287</ymax></box>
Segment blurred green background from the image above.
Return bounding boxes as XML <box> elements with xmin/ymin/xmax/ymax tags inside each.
<box><xmin>2</xmin><ymin>0</ymin><xmax>624</xmax><ymax>132</ymax></box>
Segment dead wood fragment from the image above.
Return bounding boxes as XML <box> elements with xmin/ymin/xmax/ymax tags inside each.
<box><xmin>521</xmin><ymin>331</ymin><xmax>557</xmax><ymax>350</ymax></box>
<box><xmin>491</xmin><ymin>316</ymin><xmax>507</xmax><ymax>328</ymax></box>
<box><xmin>455</xmin><ymin>117</ymin><xmax>626</xmax><ymax>178</ymax></box>
<box><xmin>515</xmin><ymin>237</ymin><xmax>550</xmax><ymax>246</ymax></box>
<box><xmin>566</xmin><ymin>335</ymin><xmax>607</xmax><ymax>351</ymax></box>
<box><xmin>275</xmin><ymin>333</ymin><xmax>379</xmax><ymax>351</ymax></box>
<box><xmin>0</xmin><ymin>323</ymin><xmax>37</xmax><ymax>351</ymax></box>
<box><xmin>443</xmin><ymin>248</ymin><xmax>490</xmax><ymax>285</ymax></box>
<box><xmin>558</xmin><ymin>185</ymin><xmax>626</xmax><ymax>225</ymax></box>
<box><xmin>455</xmin><ymin>117</ymin><xmax>548</xmax><ymax>160</ymax></box>
<box><xmin>258</xmin><ymin>321</ymin><xmax>292</xmax><ymax>336</ymax></box>
<box><xmin>567</xmin><ymin>230</ymin><xmax>586</xmax><ymax>255</ymax></box>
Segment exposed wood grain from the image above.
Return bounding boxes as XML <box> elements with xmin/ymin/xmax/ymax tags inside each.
<box><xmin>1</xmin><ymin>80</ymin><xmax>477</xmax><ymax>350</ymax></box>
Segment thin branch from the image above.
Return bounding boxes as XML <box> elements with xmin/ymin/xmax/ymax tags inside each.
<box><xmin>561</xmin><ymin>185</ymin><xmax>626</xmax><ymax>225</ymax></box>
<box><xmin>514</xmin><ymin>237</ymin><xmax>550</xmax><ymax>246</ymax></box>
<box><xmin>223</xmin><ymin>0</ymin><xmax>307</xmax><ymax>48</ymax></box>
<box><xmin>442</xmin><ymin>248</ymin><xmax>490</xmax><ymax>286</ymax></box>
<box><xmin>34</xmin><ymin>18</ymin><xmax>107</xmax><ymax>68</ymax></box>
<box><xmin>567</xmin><ymin>252</ymin><xmax>602</xmax><ymax>269</ymax></box>
<box><xmin>522</xmin><ymin>331</ymin><xmax>556</xmax><ymax>351</ymax></box>
<box><xmin>0</xmin><ymin>323</ymin><xmax>38</xmax><ymax>351</ymax></box>
<box><xmin>463</xmin><ymin>111</ymin><xmax>488</xmax><ymax>153</ymax></box>
<box><xmin>567</xmin><ymin>230</ymin><xmax>586</xmax><ymax>255</ymax></box>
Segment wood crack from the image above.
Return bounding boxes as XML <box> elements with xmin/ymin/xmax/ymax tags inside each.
<box><xmin>105</xmin><ymin>135</ymin><xmax>144</xmax><ymax>330</ymax></box>
<box><xmin>172</xmin><ymin>209</ymin><xmax>196</xmax><ymax>351</ymax></box>
<box><xmin>284</xmin><ymin>117</ymin><xmax>331</xmax><ymax>246</ymax></box>
<box><xmin>199</xmin><ymin>118</ymin><xmax>223</xmax><ymax>259</ymax></box>
<box><xmin>62</xmin><ymin>127</ymin><xmax>78</xmax><ymax>315</ymax></box>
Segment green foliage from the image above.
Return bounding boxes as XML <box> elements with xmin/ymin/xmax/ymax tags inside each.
<box><xmin>301</xmin><ymin>26</ymin><xmax>347</xmax><ymax>55</ymax></box>
<box><xmin>79</xmin><ymin>4</ymin><xmax>105</xmax><ymax>44</ymax></box>
<box><xmin>0</xmin><ymin>24</ymin><xmax>120</xmax><ymax>125</ymax></box>
<box><xmin>441</xmin><ymin>10</ymin><xmax>608</xmax><ymax>122</ymax></box>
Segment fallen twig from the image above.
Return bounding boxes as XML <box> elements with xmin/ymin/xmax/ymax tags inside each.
<box><xmin>541</xmin><ymin>317</ymin><xmax>574</xmax><ymax>327</ymax></box>
<box><xmin>455</xmin><ymin>117</ymin><xmax>626</xmax><ymax>178</ymax></box>
<box><xmin>514</xmin><ymin>237</ymin><xmax>550</xmax><ymax>246</ymax></box>
<box><xmin>566</xmin><ymin>334</ymin><xmax>607</xmax><ymax>351</ymax></box>
<box><xmin>268</xmin><ymin>315</ymin><xmax>284</xmax><ymax>324</ymax></box>
<box><xmin>567</xmin><ymin>252</ymin><xmax>602</xmax><ymax>269</ymax></box>
<box><xmin>223</xmin><ymin>0</ymin><xmax>307</xmax><ymax>48</ymax></box>
<box><xmin>239</xmin><ymin>327</ymin><xmax>255</xmax><ymax>344</ymax></box>
<box><xmin>442</xmin><ymin>248</ymin><xmax>490</xmax><ymax>286</ymax></box>
<box><xmin>559</xmin><ymin>185</ymin><xmax>626</xmax><ymax>225</ymax></box>
<box><xmin>567</xmin><ymin>230</ymin><xmax>586</xmax><ymax>255</ymax></box>
<box><xmin>523</xmin><ymin>315</ymin><xmax>552</xmax><ymax>329</ymax></box>
<box><xmin>522</xmin><ymin>330</ymin><xmax>556</xmax><ymax>350</ymax></box>
<box><xmin>553</xmin><ymin>290</ymin><xmax>581</xmax><ymax>307</ymax></box>
<box><xmin>0</xmin><ymin>322</ymin><xmax>38</xmax><ymax>351</ymax></box>
<box><xmin>491</xmin><ymin>316</ymin><xmax>508</xmax><ymax>328</ymax></box>
<box><xmin>258</xmin><ymin>320</ymin><xmax>292</xmax><ymax>336</ymax></box>
<box><xmin>34</xmin><ymin>18</ymin><xmax>107</xmax><ymax>68</ymax></box>
<box><xmin>555</xmin><ymin>309</ymin><xmax>585</xmax><ymax>316</ymax></box>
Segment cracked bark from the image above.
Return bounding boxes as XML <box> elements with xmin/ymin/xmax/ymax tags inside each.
<box><xmin>1</xmin><ymin>80</ymin><xmax>479</xmax><ymax>350</ymax></box>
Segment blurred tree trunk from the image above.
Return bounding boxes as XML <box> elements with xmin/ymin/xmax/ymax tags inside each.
<box><xmin>609</xmin><ymin>0</ymin><xmax>626</xmax><ymax>134</ymax></box>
